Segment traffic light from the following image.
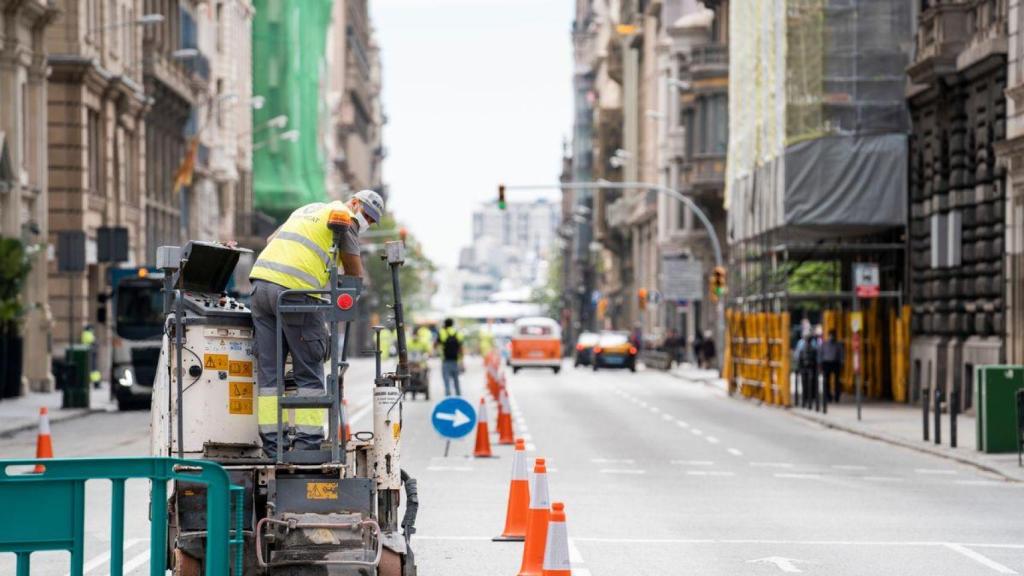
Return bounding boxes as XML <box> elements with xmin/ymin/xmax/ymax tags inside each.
<box><xmin>498</xmin><ymin>184</ymin><xmax>507</xmax><ymax>210</ymax></box>
<box><xmin>637</xmin><ymin>288</ymin><xmax>648</xmax><ymax>311</ymax></box>
<box><xmin>709</xmin><ymin>266</ymin><xmax>727</xmax><ymax>302</ymax></box>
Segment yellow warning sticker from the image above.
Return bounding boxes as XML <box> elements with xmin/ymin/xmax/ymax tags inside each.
<box><xmin>204</xmin><ymin>354</ymin><xmax>229</xmax><ymax>370</ymax></box>
<box><xmin>229</xmin><ymin>381</ymin><xmax>253</xmax><ymax>397</ymax></box>
<box><xmin>229</xmin><ymin>360</ymin><xmax>253</xmax><ymax>377</ymax></box>
<box><xmin>228</xmin><ymin>381</ymin><xmax>254</xmax><ymax>414</ymax></box>
<box><xmin>392</xmin><ymin>423</ymin><xmax>401</xmax><ymax>440</ymax></box>
<box><xmin>306</xmin><ymin>481</ymin><xmax>338</xmax><ymax>500</ymax></box>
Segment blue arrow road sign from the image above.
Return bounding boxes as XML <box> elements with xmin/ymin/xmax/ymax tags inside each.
<box><xmin>431</xmin><ymin>396</ymin><xmax>477</xmax><ymax>440</ymax></box>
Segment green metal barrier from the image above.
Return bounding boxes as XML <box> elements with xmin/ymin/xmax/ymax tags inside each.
<box><xmin>0</xmin><ymin>457</ymin><xmax>243</xmax><ymax>576</ymax></box>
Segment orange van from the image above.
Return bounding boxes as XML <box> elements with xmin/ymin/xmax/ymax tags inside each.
<box><xmin>509</xmin><ymin>317</ymin><xmax>563</xmax><ymax>374</ymax></box>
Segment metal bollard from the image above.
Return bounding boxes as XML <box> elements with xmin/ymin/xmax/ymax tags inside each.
<box><xmin>934</xmin><ymin>384</ymin><xmax>942</xmax><ymax>446</ymax></box>
<box><xmin>923</xmin><ymin>385</ymin><xmax>930</xmax><ymax>442</ymax></box>
<box><xmin>950</xmin><ymin>386</ymin><xmax>958</xmax><ymax>449</ymax></box>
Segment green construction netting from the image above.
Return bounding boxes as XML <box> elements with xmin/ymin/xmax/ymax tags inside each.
<box><xmin>252</xmin><ymin>0</ymin><xmax>333</xmax><ymax>220</ymax></box>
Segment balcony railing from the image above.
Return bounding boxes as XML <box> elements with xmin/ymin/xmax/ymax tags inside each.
<box><xmin>687</xmin><ymin>154</ymin><xmax>726</xmax><ymax>191</ymax></box>
<box><xmin>690</xmin><ymin>43</ymin><xmax>728</xmax><ymax>76</ymax></box>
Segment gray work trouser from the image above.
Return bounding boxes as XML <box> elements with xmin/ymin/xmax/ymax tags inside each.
<box><xmin>442</xmin><ymin>359</ymin><xmax>461</xmax><ymax>397</ymax></box>
<box><xmin>251</xmin><ymin>280</ymin><xmax>329</xmax><ymax>457</ymax></box>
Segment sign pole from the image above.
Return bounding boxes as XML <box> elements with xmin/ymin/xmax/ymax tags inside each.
<box><xmin>444</xmin><ymin>440</ymin><xmax>451</xmax><ymax>458</ymax></box>
<box><xmin>854</xmin><ymin>294</ymin><xmax>862</xmax><ymax>421</ymax></box>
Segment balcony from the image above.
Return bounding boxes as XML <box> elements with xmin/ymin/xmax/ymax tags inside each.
<box><xmin>907</xmin><ymin>2</ymin><xmax>969</xmax><ymax>86</ymax></box>
<box><xmin>690</xmin><ymin>43</ymin><xmax>728</xmax><ymax>80</ymax></box>
<box><xmin>685</xmin><ymin>154</ymin><xmax>726</xmax><ymax>193</ymax></box>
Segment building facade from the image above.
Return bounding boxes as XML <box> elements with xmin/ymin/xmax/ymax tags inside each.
<box><xmin>909</xmin><ymin>0</ymin><xmax>1008</xmax><ymax>410</ymax></box>
<box><xmin>1</xmin><ymin>0</ymin><xmax>58</xmax><ymax>393</ymax></box>
<box><xmin>998</xmin><ymin>0</ymin><xmax>1024</xmax><ymax>367</ymax></box>
<box><xmin>46</xmin><ymin>0</ymin><xmax>149</xmax><ymax>373</ymax></box>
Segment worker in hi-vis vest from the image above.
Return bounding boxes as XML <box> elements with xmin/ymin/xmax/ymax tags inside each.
<box><xmin>249</xmin><ymin>189</ymin><xmax>385</xmax><ymax>458</ymax></box>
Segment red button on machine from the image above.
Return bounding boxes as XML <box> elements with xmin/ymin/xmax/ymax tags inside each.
<box><xmin>336</xmin><ymin>293</ymin><xmax>355</xmax><ymax>310</ymax></box>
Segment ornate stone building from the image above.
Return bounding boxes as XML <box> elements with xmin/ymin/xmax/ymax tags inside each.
<box><xmin>908</xmin><ymin>0</ymin><xmax>1008</xmax><ymax>410</ymax></box>
<box><xmin>1</xmin><ymin>0</ymin><xmax>58</xmax><ymax>393</ymax></box>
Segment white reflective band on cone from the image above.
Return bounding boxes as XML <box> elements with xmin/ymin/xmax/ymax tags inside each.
<box><xmin>478</xmin><ymin>399</ymin><xmax>489</xmax><ymax>423</ymax></box>
<box><xmin>38</xmin><ymin>412</ymin><xmax>50</xmax><ymax>435</ymax></box>
<box><xmin>511</xmin><ymin>448</ymin><xmax>528</xmax><ymax>481</ymax></box>
<box><xmin>542</xmin><ymin>522</ymin><xmax>571</xmax><ymax>570</ymax></box>
<box><xmin>530</xmin><ymin>471</ymin><xmax>550</xmax><ymax>509</ymax></box>
<box><xmin>501</xmin><ymin>390</ymin><xmax>511</xmax><ymax>412</ymax></box>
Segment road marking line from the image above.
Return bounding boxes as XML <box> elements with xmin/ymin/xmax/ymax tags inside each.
<box><xmin>706</xmin><ymin>436</ymin><xmax>720</xmax><ymax>444</ymax></box>
<box><xmin>591</xmin><ymin>458</ymin><xmax>636</xmax><ymax>464</ymax></box>
<box><xmin>751</xmin><ymin>462</ymin><xmax>795</xmax><ymax>468</ymax></box>
<box><xmin>690</xmin><ymin>429</ymin><xmax>703</xmax><ymax>436</ymax></box>
<box><xmin>831</xmin><ymin>465</ymin><xmax>868</xmax><ymax>471</ymax></box>
<box><xmin>863</xmin><ymin>476</ymin><xmax>904</xmax><ymax>482</ymax></box>
<box><xmin>727</xmin><ymin>448</ymin><xmax>743</xmax><ymax>457</ymax></box>
<box><xmin>662</xmin><ymin>414</ymin><xmax>674</xmax><ymax>421</ymax></box>
<box><xmin>774</xmin><ymin>473</ymin><xmax>823</xmax><ymax>480</ymax></box>
<box><xmin>954</xmin><ymin>480</ymin><xmax>1011</xmax><ymax>487</ymax></box>
<box><xmin>687</xmin><ymin>470</ymin><xmax>735</xmax><ymax>477</ymax></box>
<box><xmin>348</xmin><ymin>401</ymin><xmax>373</xmax><ymax>427</ymax></box>
<box><xmin>600</xmin><ymin>468</ymin><xmax>646</xmax><ymax>475</ymax></box>
<box><xmin>520</xmin><ymin>433</ymin><xmax>533</xmax><ymax>441</ymax></box>
<box><xmin>671</xmin><ymin>460</ymin><xmax>715</xmax><ymax>466</ymax></box>
<box><xmin>676</xmin><ymin>420</ymin><xmax>690</xmax><ymax>429</ymax></box>
<box><xmin>916</xmin><ymin>468</ymin><xmax>957</xmax><ymax>475</ymax></box>
<box><xmin>650</xmin><ymin>406</ymin><xmax>661</xmax><ymax>413</ymax></box>
<box><xmin>121</xmin><ymin>549</ymin><xmax>151</xmax><ymax>573</ymax></box>
<box><xmin>944</xmin><ymin>543</ymin><xmax>1019</xmax><ymax>574</ymax></box>
<box><xmin>426</xmin><ymin>466</ymin><xmax>474</xmax><ymax>472</ymax></box>
<box><xmin>568</xmin><ymin>539</ymin><xmax>593</xmax><ymax>576</ymax></box>
<box><xmin>525</xmin><ymin>443</ymin><xmax>536</xmax><ymax>452</ymax></box>
<box><xmin>73</xmin><ymin>538</ymin><xmax>148</xmax><ymax>576</ymax></box>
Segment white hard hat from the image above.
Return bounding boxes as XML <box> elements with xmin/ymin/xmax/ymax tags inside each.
<box><xmin>354</xmin><ymin>189</ymin><xmax>384</xmax><ymax>223</ymax></box>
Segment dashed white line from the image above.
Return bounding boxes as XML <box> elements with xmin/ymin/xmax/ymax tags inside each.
<box><xmin>690</xmin><ymin>428</ymin><xmax>703</xmax><ymax>436</ymax></box>
<box><xmin>944</xmin><ymin>543</ymin><xmax>1019</xmax><ymax>574</ymax></box>
<box><xmin>751</xmin><ymin>462</ymin><xmax>795</xmax><ymax>469</ymax></box>
<box><xmin>661</xmin><ymin>414</ymin><xmax>674</xmax><ymax>421</ymax></box>
<box><xmin>121</xmin><ymin>550</ymin><xmax>151</xmax><ymax>574</ymax></box>
<box><xmin>600</xmin><ymin>468</ymin><xmax>646</xmax><ymax>475</ymax></box>
<box><xmin>727</xmin><ymin>448</ymin><xmax>743</xmax><ymax>457</ymax></box>
<box><xmin>591</xmin><ymin>458</ymin><xmax>636</xmax><ymax>464</ymax></box>
<box><xmin>774</xmin><ymin>473</ymin><xmax>823</xmax><ymax>480</ymax></box>
<box><xmin>832</xmin><ymin>465</ymin><xmax>868</xmax><ymax>471</ymax></box>
<box><xmin>71</xmin><ymin>538</ymin><xmax>148</xmax><ymax>576</ymax></box>
<box><xmin>705</xmin><ymin>436</ymin><xmax>720</xmax><ymax>444</ymax></box>
<box><xmin>916</xmin><ymin>468</ymin><xmax>958</xmax><ymax>476</ymax></box>
<box><xmin>863</xmin><ymin>476</ymin><xmax>904</xmax><ymax>483</ymax></box>
<box><xmin>650</xmin><ymin>406</ymin><xmax>661</xmax><ymax>413</ymax></box>
<box><xmin>426</xmin><ymin>466</ymin><xmax>474</xmax><ymax>472</ymax></box>
<box><xmin>676</xmin><ymin>420</ymin><xmax>690</xmax><ymax>428</ymax></box>
<box><xmin>672</xmin><ymin>460</ymin><xmax>716</xmax><ymax>466</ymax></box>
<box><xmin>687</xmin><ymin>470</ymin><xmax>736</xmax><ymax>477</ymax></box>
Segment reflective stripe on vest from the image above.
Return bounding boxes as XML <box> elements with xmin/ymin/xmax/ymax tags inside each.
<box><xmin>250</xmin><ymin>201</ymin><xmax>351</xmax><ymax>290</ymax></box>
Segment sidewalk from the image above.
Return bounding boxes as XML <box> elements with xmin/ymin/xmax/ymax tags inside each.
<box><xmin>790</xmin><ymin>400</ymin><xmax>1024</xmax><ymax>482</ymax></box>
<box><xmin>0</xmin><ymin>383</ymin><xmax>115</xmax><ymax>438</ymax></box>
<box><xmin>664</xmin><ymin>366</ymin><xmax>1024</xmax><ymax>482</ymax></box>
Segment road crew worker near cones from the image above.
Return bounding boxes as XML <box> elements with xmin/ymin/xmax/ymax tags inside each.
<box><xmin>437</xmin><ymin>318</ymin><xmax>464</xmax><ymax>396</ymax></box>
<box><xmin>249</xmin><ymin>189</ymin><xmax>385</xmax><ymax>458</ymax></box>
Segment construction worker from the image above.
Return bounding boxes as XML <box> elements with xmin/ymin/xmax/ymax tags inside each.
<box><xmin>249</xmin><ymin>190</ymin><xmax>385</xmax><ymax>458</ymax></box>
<box><xmin>379</xmin><ymin>327</ymin><xmax>394</xmax><ymax>361</ymax></box>
<box><xmin>408</xmin><ymin>325</ymin><xmax>433</xmax><ymax>356</ymax></box>
<box><xmin>479</xmin><ymin>324</ymin><xmax>494</xmax><ymax>357</ymax></box>
<box><xmin>437</xmin><ymin>318</ymin><xmax>464</xmax><ymax>396</ymax></box>
<box><xmin>80</xmin><ymin>324</ymin><xmax>102</xmax><ymax>388</ymax></box>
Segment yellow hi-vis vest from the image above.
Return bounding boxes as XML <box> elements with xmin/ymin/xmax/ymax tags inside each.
<box><xmin>250</xmin><ymin>201</ymin><xmax>350</xmax><ymax>290</ymax></box>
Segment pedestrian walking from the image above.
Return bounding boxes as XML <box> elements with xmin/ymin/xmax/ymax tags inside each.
<box><xmin>797</xmin><ymin>333</ymin><xmax>819</xmax><ymax>408</ymax></box>
<box><xmin>249</xmin><ymin>189</ymin><xmax>385</xmax><ymax>458</ymax></box>
<box><xmin>820</xmin><ymin>330</ymin><xmax>844</xmax><ymax>403</ymax></box>
<box><xmin>437</xmin><ymin>318</ymin><xmax>464</xmax><ymax>396</ymax></box>
<box><xmin>700</xmin><ymin>330</ymin><xmax>716</xmax><ymax>369</ymax></box>
<box><xmin>692</xmin><ymin>332</ymin><xmax>705</xmax><ymax>367</ymax></box>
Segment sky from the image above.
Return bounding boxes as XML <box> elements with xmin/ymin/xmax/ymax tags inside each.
<box><xmin>371</xmin><ymin>0</ymin><xmax>575</xmax><ymax>269</ymax></box>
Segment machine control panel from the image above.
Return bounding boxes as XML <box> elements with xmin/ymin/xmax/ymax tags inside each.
<box><xmin>183</xmin><ymin>291</ymin><xmax>251</xmax><ymax>318</ymax></box>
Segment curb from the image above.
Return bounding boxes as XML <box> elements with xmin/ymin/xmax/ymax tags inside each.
<box><xmin>788</xmin><ymin>410</ymin><xmax>1023</xmax><ymax>483</ymax></box>
<box><xmin>0</xmin><ymin>408</ymin><xmax>101</xmax><ymax>439</ymax></box>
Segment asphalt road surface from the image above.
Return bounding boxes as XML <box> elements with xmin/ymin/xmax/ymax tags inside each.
<box><xmin>3</xmin><ymin>357</ymin><xmax>1023</xmax><ymax>575</ymax></box>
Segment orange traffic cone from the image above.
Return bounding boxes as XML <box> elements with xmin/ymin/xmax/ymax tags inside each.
<box><xmin>497</xmin><ymin>388</ymin><xmax>514</xmax><ymax>445</ymax></box>
<box><xmin>493</xmin><ymin>438</ymin><xmax>530</xmax><ymax>542</ymax></box>
<box><xmin>341</xmin><ymin>399</ymin><xmax>352</xmax><ymax>444</ymax></box>
<box><xmin>486</xmin><ymin>356</ymin><xmax>500</xmax><ymax>400</ymax></box>
<box><xmin>517</xmin><ymin>458</ymin><xmax>551</xmax><ymax>576</ymax></box>
<box><xmin>474</xmin><ymin>397</ymin><xmax>495</xmax><ymax>458</ymax></box>
<box><xmin>34</xmin><ymin>407</ymin><xmax>53</xmax><ymax>473</ymax></box>
<box><xmin>542</xmin><ymin>503</ymin><xmax>571</xmax><ymax>576</ymax></box>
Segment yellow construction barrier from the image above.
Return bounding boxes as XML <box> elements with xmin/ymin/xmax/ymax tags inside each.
<box><xmin>725</xmin><ymin>311</ymin><xmax>790</xmax><ymax>406</ymax></box>
<box><xmin>728</xmin><ymin>305</ymin><xmax>910</xmax><ymax>406</ymax></box>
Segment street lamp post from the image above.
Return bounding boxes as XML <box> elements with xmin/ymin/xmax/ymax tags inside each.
<box><xmin>502</xmin><ymin>181</ymin><xmax>726</xmax><ymax>372</ymax></box>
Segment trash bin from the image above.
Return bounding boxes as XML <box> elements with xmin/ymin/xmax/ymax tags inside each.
<box><xmin>974</xmin><ymin>365</ymin><xmax>1024</xmax><ymax>453</ymax></box>
<box><xmin>62</xmin><ymin>345</ymin><xmax>91</xmax><ymax>409</ymax></box>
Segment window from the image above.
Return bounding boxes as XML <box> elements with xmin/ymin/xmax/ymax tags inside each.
<box><xmin>21</xmin><ymin>83</ymin><xmax>28</xmax><ymax>173</ymax></box>
<box><xmin>217</xmin><ymin>78</ymin><xmax>226</xmax><ymax>128</ymax></box>
<box><xmin>216</xmin><ymin>3</ymin><xmax>224</xmax><ymax>53</ymax></box>
<box><xmin>88</xmin><ymin>110</ymin><xmax>102</xmax><ymax>195</ymax></box>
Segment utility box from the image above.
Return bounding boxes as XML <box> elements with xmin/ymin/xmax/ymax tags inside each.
<box><xmin>974</xmin><ymin>365</ymin><xmax>1024</xmax><ymax>453</ymax></box>
<box><xmin>62</xmin><ymin>345</ymin><xmax>92</xmax><ymax>409</ymax></box>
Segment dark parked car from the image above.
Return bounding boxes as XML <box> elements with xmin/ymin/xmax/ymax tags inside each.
<box><xmin>574</xmin><ymin>332</ymin><xmax>600</xmax><ymax>367</ymax></box>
